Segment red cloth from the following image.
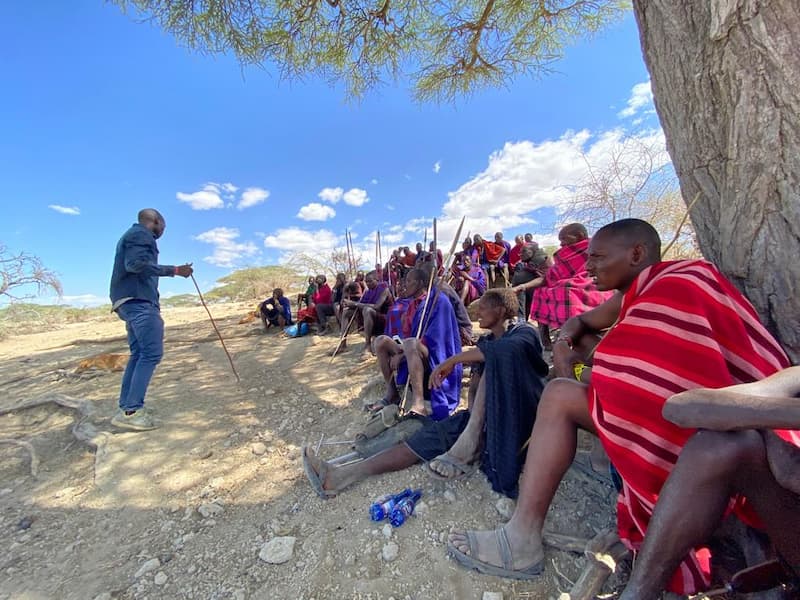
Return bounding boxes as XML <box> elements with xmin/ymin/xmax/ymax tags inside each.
<box><xmin>313</xmin><ymin>283</ymin><xmax>332</xmax><ymax>305</ymax></box>
<box><xmin>589</xmin><ymin>260</ymin><xmax>795</xmax><ymax>595</ymax></box>
<box><xmin>482</xmin><ymin>240</ymin><xmax>505</xmax><ymax>263</ymax></box>
<box><xmin>508</xmin><ymin>242</ymin><xmax>524</xmax><ymax>269</ymax></box>
<box><xmin>402</xmin><ymin>252</ymin><xmax>417</xmax><ymax>267</ymax></box>
<box><xmin>529</xmin><ymin>238</ymin><xmax>612</xmax><ymax>327</ymax></box>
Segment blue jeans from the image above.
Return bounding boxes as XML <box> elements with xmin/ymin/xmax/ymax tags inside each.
<box><xmin>117</xmin><ymin>300</ymin><xmax>164</xmax><ymax>412</ymax></box>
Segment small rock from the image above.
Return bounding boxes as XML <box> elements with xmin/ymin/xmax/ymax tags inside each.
<box><xmin>381</xmin><ymin>524</ymin><xmax>392</xmax><ymax>539</ymax></box>
<box><xmin>443</xmin><ymin>490</ymin><xmax>456</xmax><ymax>502</ymax></box>
<box><xmin>251</xmin><ymin>442</ymin><xmax>267</xmax><ymax>456</ymax></box>
<box><xmin>414</xmin><ymin>501</ymin><xmax>428</xmax><ymax>517</ymax></box>
<box><xmin>263</xmin><ymin>389</ymin><xmax>275</xmax><ymax>397</ymax></box>
<box><xmin>17</xmin><ymin>516</ymin><xmax>33</xmax><ymax>530</ymax></box>
<box><xmin>262</xmin><ymin>431</ymin><xmax>274</xmax><ymax>442</ymax></box>
<box><xmin>482</xmin><ymin>593</ymin><xmax>503</xmax><ymax>600</ymax></box>
<box><xmin>382</xmin><ymin>542</ymin><xmax>399</xmax><ymax>562</ymax></box>
<box><xmin>495</xmin><ymin>497</ymin><xmax>515</xmax><ymax>520</ymax></box>
<box><xmin>198</xmin><ymin>502</ymin><xmax>224</xmax><ymax>518</ymax></box>
<box><xmin>92</xmin><ymin>593</ymin><xmax>112</xmax><ymax>600</ymax></box>
<box><xmin>190</xmin><ymin>447</ymin><xmax>213</xmax><ymax>460</ymax></box>
<box><xmin>0</xmin><ymin>488</ymin><xmax>12</xmax><ymax>497</ymax></box>
<box><xmin>259</xmin><ymin>536</ymin><xmax>296</xmax><ymax>564</ymax></box>
<box><xmin>134</xmin><ymin>557</ymin><xmax>160</xmax><ymax>578</ymax></box>
<box><xmin>247</xmin><ymin>387</ymin><xmax>259</xmax><ymax>394</ymax></box>
<box><xmin>154</xmin><ymin>571</ymin><xmax>168</xmax><ymax>586</ymax></box>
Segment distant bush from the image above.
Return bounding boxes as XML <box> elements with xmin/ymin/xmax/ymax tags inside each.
<box><xmin>204</xmin><ymin>266</ymin><xmax>304</xmax><ymax>302</ymax></box>
<box><xmin>0</xmin><ymin>303</ymin><xmax>115</xmax><ymax>339</ymax></box>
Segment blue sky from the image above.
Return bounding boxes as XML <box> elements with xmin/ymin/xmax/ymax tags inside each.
<box><xmin>1</xmin><ymin>2</ymin><xmax>662</xmax><ymax>306</ymax></box>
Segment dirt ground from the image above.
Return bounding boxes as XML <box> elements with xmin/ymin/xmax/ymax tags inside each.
<box><xmin>0</xmin><ymin>303</ymin><xmax>627</xmax><ymax>600</ymax></box>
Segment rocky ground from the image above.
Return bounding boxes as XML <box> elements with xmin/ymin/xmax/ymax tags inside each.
<box><xmin>0</xmin><ymin>303</ymin><xmax>630</xmax><ymax>600</ymax></box>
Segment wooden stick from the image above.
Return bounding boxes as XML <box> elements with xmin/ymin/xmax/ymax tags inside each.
<box><xmin>191</xmin><ymin>274</ymin><xmax>240</xmax><ymax>382</ymax></box>
<box><xmin>329</xmin><ymin>308</ymin><xmax>359</xmax><ymax>362</ymax></box>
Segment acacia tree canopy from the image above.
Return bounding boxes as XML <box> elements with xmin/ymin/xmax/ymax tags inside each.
<box><xmin>112</xmin><ymin>0</ymin><xmax>628</xmax><ymax>101</ymax></box>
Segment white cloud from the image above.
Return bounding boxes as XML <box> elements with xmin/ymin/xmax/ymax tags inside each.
<box><xmin>48</xmin><ymin>204</ymin><xmax>80</xmax><ymax>215</ymax></box>
<box><xmin>618</xmin><ymin>81</ymin><xmax>654</xmax><ymax>119</ymax></box>
<box><xmin>433</xmin><ymin>161</ymin><xmax>441</xmax><ymax>174</ymax></box>
<box><xmin>238</xmin><ymin>187</ymin><xmax>270</xmax><ymax>210</ymax></box>
<box><xmin>176</xmin><ymin>182</ymin><xmax>232</xmax><ymax>210</ymax></box>
<box><xmin>221</xmin><ymin>183</ymin><xmax>238</xmax><ymax>194</ymax></box>
<box><xmin>194</xmin><ymin>227</ymin><xmax>258</xmax><ymax>267</ymax></box>
<box><xmin>382</xmin><ymin>232</ymin><xmax>404</xmax><ymax>244</ymax></box>
<box><xmin>371</xmin><ymin>179</ymin><xmax>379</xmax><ymax>185</ymax></box>
<box><xmin>385</xmin><ymin>204</ymin><xmax>395</xmax><ymax>211</ymax></box>
<box><xmin>263</xmin><ymin>227</ymin><xmax>340</xmax><ymax>256</ymax></box>
<box><xmin>343</xmin><ymin>188</ymin><xmax>369</xmax><ymax>207</ymax></box>
<box><xmin>318</xmin><ymin>187</ymin><xmax>344</xmax><ymax>204</ymax></box>
<box><xmin>297</xmin><ymin>202</ymin><xmax>336</xmax><ymax>221</ymax></box>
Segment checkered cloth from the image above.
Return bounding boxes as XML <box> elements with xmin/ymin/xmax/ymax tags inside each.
<box><xmin>529</xmin><ymin>238</ymin><xmax>613</xmax><ymax>327</ymax></box>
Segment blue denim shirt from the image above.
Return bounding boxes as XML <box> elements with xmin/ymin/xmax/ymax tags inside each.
<box><xmin>110</xmin><ymin>223</ymin><xmax>175</xmax><ymax>309</ymax></box>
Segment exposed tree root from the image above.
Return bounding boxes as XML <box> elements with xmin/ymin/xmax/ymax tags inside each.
<box><xmin>0</xmin><ymin>393</ymin><xmax>109</xmax><ymax>483</ymax></box>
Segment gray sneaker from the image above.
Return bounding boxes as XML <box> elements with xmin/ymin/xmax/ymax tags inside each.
<box><xmin>111</xmin><ymin>409</ymin><xmax>158</xmax><ymax>431</ymax></box>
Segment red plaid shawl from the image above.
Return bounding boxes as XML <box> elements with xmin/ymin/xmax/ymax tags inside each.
<box><xmin>589</xmin><ymin>260</ymin><xmax>796</xmax><ymax>595</ymax></box>
<box><xmin>529</xmin><ymin>238</ymin><xmax>612</xmax><ymax>327</ymax></box>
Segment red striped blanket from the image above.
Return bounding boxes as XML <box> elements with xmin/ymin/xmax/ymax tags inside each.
<box><xmin>589</xmin><ymin>259</ymin><xmax>795</xmax><ymax>595</ymax></box>
<box><xmin>530</xmin><ymin>238</ymin><xmax>613</xmax><ymax>327</ymax></box>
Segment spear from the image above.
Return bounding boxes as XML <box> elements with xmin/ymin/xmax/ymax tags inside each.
<box><xmin>345</xmin><ymin>229</ymin><xmax>354</xmax><ymax>277</ymax></box>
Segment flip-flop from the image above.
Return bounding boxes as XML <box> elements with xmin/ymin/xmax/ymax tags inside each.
<box><xmin>364</xmin><ymin>397</ymin><xmax>394</xmax><ymax>413</ymax></box>
<box><xmin>447</xmin><ymin>528</ymin><xmax>544</xmax><ymax>580</ymax></box>
<box><xmin>301</xmin><ymin>446</ymin><xmax>337</xmax><ymax>500</ymax></box>
<box><xmin>426</xmin><ymin>453</ymin><xmax>480</xmax><ymax>481</ymax></box>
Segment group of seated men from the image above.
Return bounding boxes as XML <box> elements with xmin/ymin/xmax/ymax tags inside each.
<box><xmin>299</xmin><ymin>218</ymin><xmax>799</xmax><ymax>599</ymax></box>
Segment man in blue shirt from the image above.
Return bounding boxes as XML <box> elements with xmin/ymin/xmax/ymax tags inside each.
<box><xmin>109</xmin><ymin>209</ymin><xmax>193</xmax><ymax>431</ymax></box>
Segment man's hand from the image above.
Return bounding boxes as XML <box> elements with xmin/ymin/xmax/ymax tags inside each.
<box><xmin>176</xmin><ymin>263</ymin><xmax>194</xmax><ymax>278</ymax></box>
<box><xmin>552</xmin><ymin>340</ymin><xmax>583</xmax><ymax>379</ymax></box>
<box><xmin>430</xmin><ymin>361</ymin><xmax>454</xmax><ymax>389</ymax></box>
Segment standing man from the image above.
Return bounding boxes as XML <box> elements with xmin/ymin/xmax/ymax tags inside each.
<box><xmin>109</xmin><ymin>209</ymin><xmax>193</xmax><ymax>431</ymax></box>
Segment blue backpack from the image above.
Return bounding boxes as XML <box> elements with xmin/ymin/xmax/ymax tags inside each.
<box><xmin>283</xmin><ymin>322</ymin><xmax>309</xmax><ymax>338</ymax></box>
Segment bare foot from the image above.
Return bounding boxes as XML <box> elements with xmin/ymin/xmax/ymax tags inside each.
<box><xmin>763</xmin><ymin>430</ymin><xmax>800</xmax><ymax>495</ymax></box>
<box><xmin>448</xmin><ymin>524</ymin><xmax>544</xmax><ymax>572</ymax></box>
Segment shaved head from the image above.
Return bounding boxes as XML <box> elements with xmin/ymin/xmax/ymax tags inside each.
<box><xmin>595</xmin><ymin>218</ymin><xmax>661</xmax><ymax>261</ymax></box>
<box><xmin>137</xmin><ymin>208</ymin><xmax>166</xmax><ymax>238</ymax></box>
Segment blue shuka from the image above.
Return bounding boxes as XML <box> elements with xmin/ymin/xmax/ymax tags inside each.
<box><xmin>396</xmin><ymin>290</ymin><xmax>462</xmax><ymax>421</ymax></box>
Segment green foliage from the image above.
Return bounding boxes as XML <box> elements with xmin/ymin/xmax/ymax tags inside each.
<box><xmin>161</xmin><ymin>293</ymin><xmax>199</xmax><ymax>307</ymax></box>
<box><xmin>202</xmin><ymin>265</ymin><xmax>302</xmax><ymax>302</ymax></box>
<box><xmin>112</xmin><ymin>0</ymin><xmax>629</xmax><ymax>101</ymax></box>
<box><xmin>0</xmin><ymin>303</ymin><xmax>114</xmax><ymax>339</ymax></box>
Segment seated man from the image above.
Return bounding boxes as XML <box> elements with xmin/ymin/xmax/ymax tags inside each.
<box><xmin>447</xmin><ymin>218</ymin><xmax>795</xmax><ymax>595</ymax></box>
<box><xmin>510</xmin><ymin>243</ymin><xmax>549</xmax><ymax>320</ymax></box>
<box><xmin>297</xmin><ymin>276</ymin><xmax>316</xmax><ymax>311</ymax></box>
<box><xmin>259</xmin><ymin>288</ymin><xmax>292</xmax><ymax>331</ymax></box>
<box><xmin>302</xmin><ymin>288</ymin><xmax>548</xmax><ymax>498</ymax></box>
<box><xmin>529</xmin><ymin>222</ymin><xmax>612</xmax><ymax>349</ymax></box>
<box><xmin>508</xmin><ymin>235</ymin><xmax>525</xmax><ymax>271</ymax></box>
<box><xmin>481</xmin><ymin>231</ymin><xmax>512</xmax><ymax>287</ymax></box>
<box><xmin>369</xmin><ymin>268</ymin><xmax>462</xmax><ymax>419</ymax></box>
<box><xmin>310</xmin><ymin>274</ymin><xmax>334</xmax><ymax>333</ymax></box>
<box><xmin>451</xmin><ymin>254</ymin><xmax>487</xmax><ymax>306</ymax></box>
<box><xmin>338</xmin><ymin>270</ymin><xmax>392</xmax><ymax>358</ymax></box>
<box><xmin>618</xmin><ymin>367</ymin><xmax>800</xmax><ymax>599</ymax></box>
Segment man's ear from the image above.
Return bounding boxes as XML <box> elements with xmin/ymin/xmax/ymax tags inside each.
<box><xmin>630</xmin><ymin>242</ymin><xmax>647</xmax><ymax>266</ymax></box>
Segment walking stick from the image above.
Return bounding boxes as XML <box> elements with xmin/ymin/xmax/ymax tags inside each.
<box><xmin>329</xmin><ymin>307</ymin><xmax>359</xmax><ymax>363</ymax></box>
<box><xmin>400</xmin><ymin>216</ymin><xmax>464</xmax><ymax>414</ymax></box>
<box><xmin>190</xmin><ymin>274</ymin><xmax>240</xmax><ymax>382</ymax></box>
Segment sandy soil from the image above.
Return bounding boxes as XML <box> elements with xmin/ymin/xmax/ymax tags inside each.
<box><xmin>0</xmin><ymin>303</ymin><xmax>628</xmax><ymax>600</ymax></box>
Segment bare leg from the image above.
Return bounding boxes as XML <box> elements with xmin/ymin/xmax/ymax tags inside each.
<box><xmin>304</xmin><ymin>444</ymin><xmax>420</xmax><ymax>495</ymax></box>
<box><xmin>430</xmin><ymin>376</ymin><xmax>487</xmax><ymax>477</ymax></box>
<box><xmin>402</xmin><ymin>338</ymin><xmax>431</xmax><ymax>416</ymax></box>
<box><xmin>260</xmin><ymin>312</ymin><xmax>269</xmax><ymax>332</ymax></box>
<box><xmin>362</xmin><ymin>307</ymin><xmax>378</xmax><ymax>357</ymax></box>
<box><xmin>459</xmin><ymin>282</ymin><xmax>469</xmax><ymax>304</ymax></box>
<box><xmin>764</xmin><ymin>430</ymin><xmax>800</xmax><ymax>495</ymax></box>
<box><xmin>374</xmin><ymin>336</ymin><xmax>401</xmax><ymax>405</ymax></box>
<box><xmin>502</xmin><ymin>265</ymin><xmax>510</xmax><ymax>287</ymax></box>
<box><xmin>539</xmin><ymin>324</ymin><xmax>551</xmax><ymax>351</ymax></box>
<box><xmin>620</xmin><ymin>429</ymin><xmax>800</xmax><ymax>600</ymax></box>
<box><xmin>448</xmin><ymin>379</ymin><xmax>594</xmax><ymax>571</ymax></box>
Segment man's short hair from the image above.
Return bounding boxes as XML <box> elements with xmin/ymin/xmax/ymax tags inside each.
<box><xmin>406</xmin><ymin>267</ymin><xmax>428</xmax><ymax>286</ymax></box>
<box><xmin>561</xmin><ymin>222</ymin><xmax>588</xmax><ymax>240</ymax></box>
<box><xmin>596</xmin><ymin>218</ymin><xmax>662</xmax><ymax>260</ymax></box>
<box><xmin>480</xmin><ymin>288</ymin><xmax>519</xmax><ymax>320</ymax></box>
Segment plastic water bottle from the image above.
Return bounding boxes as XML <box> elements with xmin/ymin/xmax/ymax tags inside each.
<box><xmin>369</xmin><ymin>488</ymin><xmax>413</xmax><ymax>522</ymax></box>
<box><xmin>389</xmin><ymin>489</ymin><xmax>422</xmax><ymax>527</ymax></box>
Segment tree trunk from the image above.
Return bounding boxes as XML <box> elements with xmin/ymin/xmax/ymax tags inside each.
<box><xmin>632</xmin><ymin>0</ymin><xmax>800</xmax><ymax>363</ymax></box>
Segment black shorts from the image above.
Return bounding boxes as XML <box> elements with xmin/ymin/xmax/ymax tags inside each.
<box><xmin>405</xmin><ymin>410</ymin><xmax>471</xmax><ymax>461</ymax></box>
